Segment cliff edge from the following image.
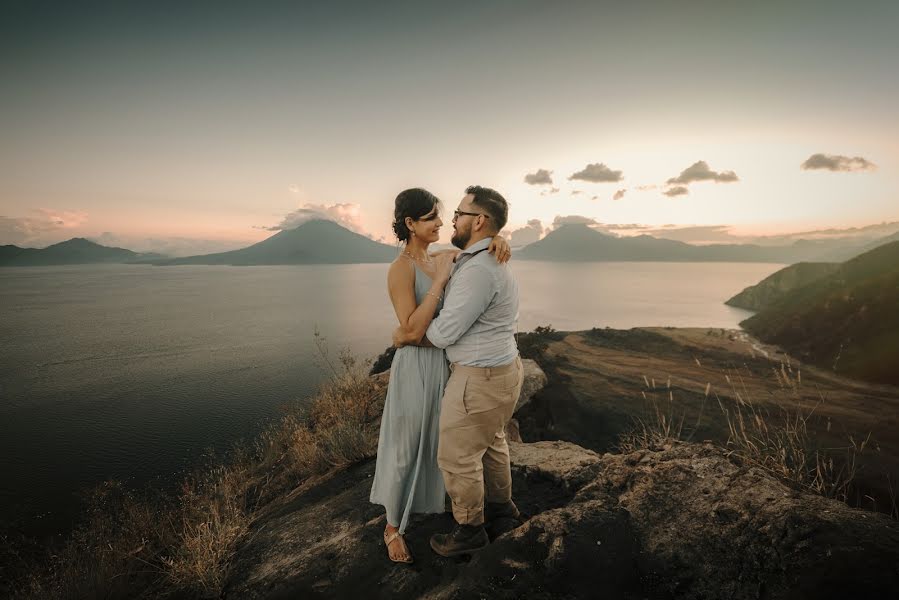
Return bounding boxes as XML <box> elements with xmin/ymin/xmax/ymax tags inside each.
<box><xmin>224</xmin><ymin>359</ymin><xmax>899</xmax><ymax>599</ymax></box>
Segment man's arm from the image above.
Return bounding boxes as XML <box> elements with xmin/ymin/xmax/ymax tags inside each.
<box><xmin>423</xmin><ymin>263</ymin><xmax>495</xmax><ymax>349</ymax></box>
<box><xmin>392</xmin><ymin>327</ymin><xmax>435</xmax><ymax>347</ymax></box>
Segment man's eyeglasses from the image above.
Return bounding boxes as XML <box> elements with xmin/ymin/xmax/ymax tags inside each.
<box><xmin>453</xmin><ymin>210</ymin><xmax>489</xmax><ymax>221</ymax></box>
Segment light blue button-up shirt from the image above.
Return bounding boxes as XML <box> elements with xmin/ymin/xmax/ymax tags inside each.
<box><xmin>426</xmin><ymin>237</ymin><xmax>520</xmax><ymax>367</ymax></box>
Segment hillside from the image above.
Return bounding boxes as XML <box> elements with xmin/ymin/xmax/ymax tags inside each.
<box><xmin>155</xmin><ymin>220</ymin><xmax>397</xmax><ymax>265</ymax></box>
<box><xmin>741</xmin><ymin>241</ymin><xmax>899</xmax><ymax>384</ymax></box>
<box><xmin>726</xmin><ymin>261</ymin><xmax>841</xmax><ymax>310</ymax></box>
<box><xmin>0</xmin><ymin>238</ymin><xmax>141</xmax><ymax>266</ymax></box>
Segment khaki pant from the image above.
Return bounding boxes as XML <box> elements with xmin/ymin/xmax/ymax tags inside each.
<box><xmin>437</xmin><ymin>356</ymin><xmax>524</xmax><ymax>526</ymax></box>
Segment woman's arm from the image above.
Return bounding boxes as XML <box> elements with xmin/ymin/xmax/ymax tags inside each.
<box><xmin>429</xmin><ymin>236</ymin><xmax>511</xmax><ymax>263</ymax></box>
<box><xmin>487</xmin><ymin>235</ymin><xmax>511</xmax><ymax>263</ymax></box>
<box><xmin>428</xmin><ymin>248</ymin><xmax>461</xmax><ymax>259</ymax></box>
<box><xmin>388</xmin><ymin>255</ymin><xmax>453</xmax><ymax>346</ymax></box>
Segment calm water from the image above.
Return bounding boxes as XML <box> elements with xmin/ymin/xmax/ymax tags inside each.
<box><xmin>0</xmin><ymin>261</ymin><xmax>781</xmax><ymax>536</ymax></box>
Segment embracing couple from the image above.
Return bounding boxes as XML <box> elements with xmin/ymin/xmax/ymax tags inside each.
<box><xmin>369</xmin><ymin>185</ymin><xmax>523</xmax><ymax>563</ymax></box>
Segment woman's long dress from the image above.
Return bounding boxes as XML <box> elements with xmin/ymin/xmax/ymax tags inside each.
<box><xmin>369</xmin><ymin>263</ymin><xmax>449</xmax><ymax>533</ymax></box>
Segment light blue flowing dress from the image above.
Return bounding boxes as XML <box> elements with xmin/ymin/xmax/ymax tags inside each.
<box><xmin>370</xmin><ymin>262</ymin><xmax>449</xmax><ymax>533</ymax></box>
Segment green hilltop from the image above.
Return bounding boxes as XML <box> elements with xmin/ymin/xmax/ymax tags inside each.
<box><xmin>741</xmin><ymin>240</ymin><xmax>899</xmax><ymax>385</ymax></box>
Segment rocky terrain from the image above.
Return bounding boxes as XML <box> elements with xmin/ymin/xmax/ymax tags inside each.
<box><xmin>224</xmin><ymin>343</ymin><xmax>899</xmax><ymax>599</ymax></box>
<box><xmin>225</xmin><ymin>437</ymin><xmax>899</xmax><ymax>599</ymax></box>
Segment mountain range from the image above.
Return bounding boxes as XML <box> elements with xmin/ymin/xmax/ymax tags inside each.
<box><xmin>517</xmin><ymin>223</ymin><xmax>899</xmax><ymax>263</ymax></box>
<box><xmin>152</xmin><ymin>220</ymin><xmax>398</xmax><ymax>265</ymax></box>
<box><xmin>3</xmin><ymin>220</ymin><xmax>898</xmax><ymax>267</ymax></box>
<box><xmin>0</xmin><ymin>238</ymin><xmax>147</xmax><ymax>266</ymax></box>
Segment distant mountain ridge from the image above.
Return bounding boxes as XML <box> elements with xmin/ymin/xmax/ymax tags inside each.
<box><xmin>740</xmin><ymin>241</ymin><xmax>899</xmax><ymax>385</ymax></box>
<box><xmin>5</xmin><ymin>221</ymin><xmax>898</xmax><ymax>268</ymax></box>
<box><xmin>154</xmin><ymin>220</ymin><xmax>398</xmax><ymax>265</ymax></box>
<box><xmin>0</xmin><ymin>238</ymin><xmax>142</xmax><ymax>266</ymax></box>
<box><xmin>518</xmin><ymin>224</ymin><xmax>899</xmax><ymax>263</ymax></box>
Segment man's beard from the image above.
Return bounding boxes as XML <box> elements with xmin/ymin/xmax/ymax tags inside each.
<box><xmin>451</xmin><ymin>225</ymin><xmax>471</xmax><ymax>250</ymax></box>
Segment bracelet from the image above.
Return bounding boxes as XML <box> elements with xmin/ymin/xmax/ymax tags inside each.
<box><xmin>426</xmin><ymin>291</ymin><xmax>443</xmax><ymax>301</ymax></box>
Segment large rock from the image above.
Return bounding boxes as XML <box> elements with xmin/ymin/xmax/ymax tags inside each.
<box><xmin>515</xmin><ymin>358</ymin><xmax>547</xmax><ymax>414</ymax></box>
<box><xmin>224</xmin><ymin>440</ymin><xmax>899</xmax><ymax>599</ymax></box>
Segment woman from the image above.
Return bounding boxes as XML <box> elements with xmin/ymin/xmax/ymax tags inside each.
<box><xmin>369</xmin><ymin>188</ymin><xmax>510</xmax><ymax>563</ymax></box>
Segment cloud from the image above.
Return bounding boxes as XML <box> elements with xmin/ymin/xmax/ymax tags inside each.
<box><xmin>800</xmin><ymin>153</ymin><xmax>877</xmax><ymax>172</ymax></box>
<box><xmin>568</xmin><ymin>163</ymin><xmax>623</xmax><ymax>183</ymax></box>
<box><xmin>635</xmin><ymin>184</ymin><xmax>658</xmax><ymax>191</ymax></box>
<box><xmin>0</xmin><ymin>209</ymin><xmax>89</xmax><ymax>246</ymax></box>
<box><xmin>539</xmin><ymin>187</ymin><xmax>560</xmax><ymax>196</ymax></box>
<box><xmin>607</xmin><ymin>223</ymin><xmax>649</xmax><ymax>231</ymax></box>
<box><xmin>632</xmin><ymin>221</ymin><xmax>899</xmax><ymax>246</ymax></box>
<box><xmin>666</xmin><ymin>161</ymin><xmax>739</xmax><ymax>185</ymax></box>
<box><xmin>570</xmin><ymin>190</ymin><xmax>582</xmax><ymax>196</ymax></box>
<box><xmin>552</xmin><ymin>215</ymin><xmax>599</xmax><ymax>228</ymax></box>
<box><xmin>663</xmin><ymin>186</ymin><xmax>689</xmax><ymax>197</ymax></box>
<box><xmin>591</xmin><ymin>195</ymin><xmax>599</xmax><ymax>200</ymax></box>
<box><xmin>613</xmin><ymin>189</ymin><xmax>626</xmax><ymax>200</ymax></box>
<box><xmin>750</xmin><ymin>221</ymin><xmax>899</xmax><ymax>245</ymax></box>
<box><xmin>267</xmin><ymin>203</ymin><xmax>366</xmax><ymax>234</ymax></box>
<box><xmin>288</xmin><ymin>184</ymin><xmax>301</xmax><ymax>194</ymax></box>
<box><xmin>524</xmin><ymin>169</ymin><xmax>553</xmax><ymax>185</ymax></box>
<box><xmin>639</xmin><ymin>225</ymin><xmax>740</xmax><ymax>243</ymax></box>
<box><xmin>509</xmin><ymin>219</ymin><xmax>544</xmax><ymax>247</ymax></box>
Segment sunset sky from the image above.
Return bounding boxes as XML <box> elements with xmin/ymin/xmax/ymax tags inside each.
<box><xmin>2</xmin><ymin>0</ymin><xmax>897</xmax><ymax>254</ymax></box>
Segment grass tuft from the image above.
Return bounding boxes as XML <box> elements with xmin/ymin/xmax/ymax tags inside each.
<box><xmin>620</xmin><ymin>359</ymin><xmax>878</xmax><ymax>510</ymax></box>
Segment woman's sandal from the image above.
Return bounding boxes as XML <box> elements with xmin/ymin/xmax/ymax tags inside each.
<box><xmin>384</xmin><ymin>529</ymin><xmax>414</xmax><ymax>564</ymax></box>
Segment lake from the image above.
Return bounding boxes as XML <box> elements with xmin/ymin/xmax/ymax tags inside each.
<box><xmin>0</xmin><ymin>261</ymin><xmax>781</xmax><ymax>536</ymax></box>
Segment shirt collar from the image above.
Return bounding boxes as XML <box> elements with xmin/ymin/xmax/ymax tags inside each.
<box><xmin>459</xmin><ymin>236</ymin><xmax>492</xmax><ymax>256</ymax></box>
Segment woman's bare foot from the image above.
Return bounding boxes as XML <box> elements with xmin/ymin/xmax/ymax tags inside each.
<box><xmin>384</xmin><ymin>524</ymin><xmax>413</xmax><ymax>563</ymax></box>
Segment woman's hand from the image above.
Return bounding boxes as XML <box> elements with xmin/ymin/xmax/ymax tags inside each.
<box><xmin>429</xmin><ymin>248</ymin><xmax>461</xmax><ymax>260</ymax></box>
<box><xmin>392</xmin><ymin>326</ymin><xmax>408</xmax><ymax>348</ymax></box>
<box><xmin>433</xmin><ymin>253</ymin><xmax>455</xmax><ymax>284</ymax></box>
<box><xmin>488</xmin><ymin>235</ymin><xmax>512</xmax><ymax>264</ymax></box>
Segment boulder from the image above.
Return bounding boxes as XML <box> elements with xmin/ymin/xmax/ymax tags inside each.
<box><xmin>515</xmin><ymin>358</ymin><xmax>546</xmax><ymax>414</ymax></box>
<box><xmin>225</xmin><ymin>440</ymin><xmax>899</xmax><ymax>599</ymax></box>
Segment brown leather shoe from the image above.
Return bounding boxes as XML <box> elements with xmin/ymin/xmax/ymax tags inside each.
<box><xmin>486</xmin><ymin>500</ymin><xmax>521</xmax><ymax>522</ymax></box>
<box><xmin>429</xmin><ymin>524</ymin><xmax>489</xmax><ymax>557</ymax></box>
<box><xmin>485</xmin><ymin>500</ymin><xmax>523</xmax><ymax>540</ymax></box>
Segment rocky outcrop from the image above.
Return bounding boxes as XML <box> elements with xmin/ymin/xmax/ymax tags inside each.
<box><xmin>225</xmin><ymin>438</ymin><xmax>899</xmax><ymax>599</ymax></box>
<box><xmin>515</xmin><ymin>359</ymin><xmax>547</xmax><ymax>414</ymax></box>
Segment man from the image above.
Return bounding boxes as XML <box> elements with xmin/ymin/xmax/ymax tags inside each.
<box><xmin>393</xmin><ymin>185</ymin><xmax>523</xmax><ymax>556</ymax></box>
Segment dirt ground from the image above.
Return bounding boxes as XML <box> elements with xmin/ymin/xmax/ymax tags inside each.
<box><xmin>516</xmin><ymin>327</ymin><xmax>899</xmax><ymax>516</ymax></box>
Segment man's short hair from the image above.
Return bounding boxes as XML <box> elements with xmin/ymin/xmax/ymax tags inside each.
<box><xmin>465</xmin><ymin>185</ymin><xmax>508</xmax><ymax>232</ymax></box>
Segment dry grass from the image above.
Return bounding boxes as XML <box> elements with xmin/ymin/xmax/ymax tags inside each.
<box><xmin>620</xmin><ymin>359</ymin><xmax>876</xmax><ymax>509</ymax></box>
<box><xmin>12</xmin><ymin>337</ymin><xmax>386</xmax><ymax>599</ymax></box>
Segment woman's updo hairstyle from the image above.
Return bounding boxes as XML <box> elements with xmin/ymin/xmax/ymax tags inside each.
<box><xmin>392</xmin><ymin>188</ymin><xmax>441</xmax><ymax>243</ymax></box>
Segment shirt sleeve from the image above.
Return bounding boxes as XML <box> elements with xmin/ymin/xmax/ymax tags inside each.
<box><xmin>426</xmin><ymin>263</ymin><xmax>496</xmax><ymax>349</ymax></box>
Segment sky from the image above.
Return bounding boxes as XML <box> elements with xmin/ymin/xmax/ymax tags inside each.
<box><xmin>1</xmin><ymin>0</ymin><xmax>898</xmax><ymax>254</ymax></box>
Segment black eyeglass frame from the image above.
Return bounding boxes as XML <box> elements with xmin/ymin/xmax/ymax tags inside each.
<box><xmin>452</xmin><ymin>209</ymin><xmax>490</xmax><ymax>221</ymax></box>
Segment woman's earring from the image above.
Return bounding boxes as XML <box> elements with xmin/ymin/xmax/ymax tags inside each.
<box><xmin>411</xmin><ymin>229</ymin><xmax>416</xmax><ymax>237</ymax></box>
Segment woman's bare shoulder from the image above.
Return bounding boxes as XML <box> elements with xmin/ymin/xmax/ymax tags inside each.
<box><xmin>388</xmin><ymin>256</ymin><xmax>415</xmax><ymax>281</ymax></box>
